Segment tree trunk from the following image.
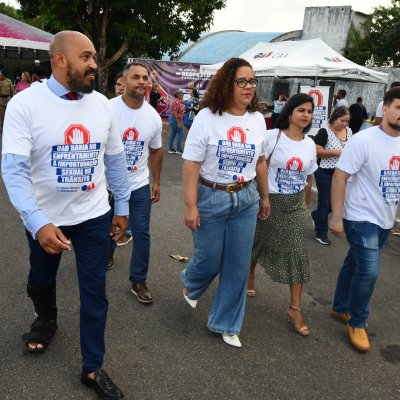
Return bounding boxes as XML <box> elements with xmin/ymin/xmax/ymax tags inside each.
<box><xmin>96</xmin><ymin>62</ymin><xmax>109</xmax><ymax>96</ymax></box>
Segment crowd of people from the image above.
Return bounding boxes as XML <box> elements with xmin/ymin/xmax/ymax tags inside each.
<box><xmin>1</xmin><ymin>30</ymin><xmax>400</xmax><ymax>400</ymax></box>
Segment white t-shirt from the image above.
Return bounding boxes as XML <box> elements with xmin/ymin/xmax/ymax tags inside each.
<box><xmin>336</xmin><ymin>125</ymin><xmax>400</xmax><ymax>229</ymax></box>
<box><xmin>266</xmin><ymin>129</ymin><xmax>318</xmax><ymax>194</ymax></box>
<box><xmin>2</xmin><ymin>83</ymin><xmax>123</xmax><ymax>227</ymax></box>
<box><xmin>335</xmin><ymin>98</ymin><xmax>348</xmax><ymax>108</ymax></box>
<box><xmin>375</xmin><ymin>100</ymin><xmax>383</xmax><ymax>118</ymax></box>
<box><xmin>183</xmin><ymin>108</ymin><xmax>267</xmax><ymax>183</ymax></box>
<box><xmin>110</xmin><ymin>96</ymin><xmax>162</xmax><ymax>192</ymax></box>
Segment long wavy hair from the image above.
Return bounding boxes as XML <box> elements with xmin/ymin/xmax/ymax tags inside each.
<box><xmin>201</xmin><ymin>58</ymin><xmax>259</xmax><ymax>115</ymax></box>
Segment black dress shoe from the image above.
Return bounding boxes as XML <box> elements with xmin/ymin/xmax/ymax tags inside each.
<box><xmin>81</xmin><ymin>369</ymin><xmax>124</xmax><ymax>399</ymax></box>
<box><xmin>131</xmin><ymin>282</ymin><xmax>153</xmax><ymax>304</ymax></box>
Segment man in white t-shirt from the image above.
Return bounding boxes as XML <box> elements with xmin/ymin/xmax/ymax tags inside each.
<box><xmin>329</xmin><ymin>87</ymin><xmax>400</xmax><ymax>353</ymax></box>
<box><xmin>333</xmin><ymin>89</ymin><xmax>348</xmax><ymax>109</ymax></box>
<box><xmin>373</xmin><ymin>81</ymin><xmax>400</xmax><ymax>126</ymax></box>
<box><xmin>110</xmin><ymin>62</ymin><xmax>163</xmax><ymax>304</ymax></box>
<box><xmin>1</xmin><ymin>31</ymin><xmax>129</xmax><ymax>399</ymax></box>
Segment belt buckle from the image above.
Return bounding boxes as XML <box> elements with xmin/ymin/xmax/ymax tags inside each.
<box><xmin>225</xmin><ymin>184</ymin><xmax>236</xmax><ymax>193</ymax></box>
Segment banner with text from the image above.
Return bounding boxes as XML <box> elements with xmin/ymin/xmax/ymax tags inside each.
<box><xmin>300</xmin><ymin>85</ymin><xmax>330</xmax><ymax>136</ymax></box>
<box><xmin>128</xmin><ymin>58</ymin><xmax>211</xmax><ymax>117</ymax></box>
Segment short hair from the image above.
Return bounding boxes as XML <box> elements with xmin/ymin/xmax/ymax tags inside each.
<box><xmin>152</xmin><ymin>82</ymin><xmax>159</xmax><ymax>90</ymax></box>
<box><xmin>357</xmin><ymin>97</ymin><xmax>362</xmax><ymax>103</ymax></box>
<box><xmin>390</xmin><ymin>81</ymin><xmax>400</xmax><ymax>89</ymax></box>
<box><xmin>122</xmin><ymin>62</ymin><xmax>147</xmax><ymax>76</ymax></box>
<box><xmin>114</xmin><ymin>72</ymin><xmax>123</xmax><ymax>83</ymax></box>
<box><xmin>383</xmin><ymin>87</ymin><xmax>400</xmax><ymax>106</ymax></box>
<box><xmin>201</xmin><ymin>57</ymin><xmax>258</xmax><ymax>115</ymax></box>
<box><xmin>275</xmin><ymin>93</ymin><xmax>314</xmax><ymax>133</ymax></box>
<box><xmin>329</xmin><ymin>106</ymin><xmax>349</xmax><ymax>124</ymax></box>
<box><xmin>338</xmin><ymin>89</ymin><xmax>347</xmax><ymax>98</ymax></box>
<box><xmin>32</xmin><ymin>65</ymin><xmax>46</xmax><ymax>78</ymax></box>
<box><xmin>173</xmin><ymin>89</ymin><xmax>182</xmax><ymax>97</ymax></box>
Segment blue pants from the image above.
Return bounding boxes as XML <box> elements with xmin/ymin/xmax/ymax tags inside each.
<box><xmin>129</xmin><ymin>184</ymin><xmax>152</xmax><ymax>283</ymax></box>
<box><xmin>168</xmin><ymin>116</ymin><xmax>183</xmax><ymax>151</ymax></box>
<box><xmin>311</xmin><ymin>168</ymin><xmax>333</xmax><ymax>239</ymax></box>
<box><xmin>26</xmin><ymin>210</ymin><xmax>111</xmax><ymax>372</ymax></box>
<box><xmin>332</xmin><ymin>219</ymin><xmax>391</xmax><ymax>328</ymax></box>
<box><xmin>181</xmin><ymin>182</ymin><xmax>259</xmax><ymax>335</ymax></box>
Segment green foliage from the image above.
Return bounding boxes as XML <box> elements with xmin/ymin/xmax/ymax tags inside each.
<box><xmin>345</xmin><ymin>0</ymin><xmax>400</xmax><ymax>67</ymax></box>
<box><xmin>0</xmin><ymin>2</ymin><xmax>20</xmax><ymax>19</ymax></box>
<box><xmin>17</xmin><ymin>0</ymin><xmax>226</xmax><ymax>93</ymax></box>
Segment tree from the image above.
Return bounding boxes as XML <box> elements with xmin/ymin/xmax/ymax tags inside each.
<box><xmin>344</xmin><ymin>0</ymin><xmax>400</xmax><ymax>67</ymax></box>
<box><xmin>17</xmin><ymin>0</ymin><xmax>226</xmax><ymax>94</ymax></box>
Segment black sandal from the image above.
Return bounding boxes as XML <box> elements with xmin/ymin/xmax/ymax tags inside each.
<box><xmin>22</xmin><ymin>317</ymin><xmax>58</xmax><ymax>353</ymax></box>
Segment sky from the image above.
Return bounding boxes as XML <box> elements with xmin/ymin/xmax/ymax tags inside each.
<box><xmin>210</xmin><ymin>0</ymin><xmax>392</xmax><ymax>32</ymax></box>
<box><xmin>4</xmin><ymin>0</ymin><xmax>392</xmax><ymax>33</ymax></box>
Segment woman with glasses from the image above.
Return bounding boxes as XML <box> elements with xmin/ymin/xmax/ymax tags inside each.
<box><xmin>310</xmin><ymin>106</ymin><xmax>352</xmax><ymax>245</ymax></box>
<box><xmin>181</xmin><ymin>58</ymin><xmax>270</xmax><ymax>348</ymax></box>
<box><xmin>248</xmin><ymin>93</ymin><xmax>317</xmax><ymax>336</ymax></box>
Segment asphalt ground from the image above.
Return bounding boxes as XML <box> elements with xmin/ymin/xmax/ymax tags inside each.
<box><xmin>1</xmin><ymin>125</ymin><xmax>400</xmax><ymax>400</ymax></box>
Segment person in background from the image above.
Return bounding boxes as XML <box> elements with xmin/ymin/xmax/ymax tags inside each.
<box><xmin>183</xmin><ymin>88</ymin><xmax>200</xmax><ymax>131</ymax></box>
<box><xmin>108</xmin><ymin>71</ymin><xmax>131</xmax><ymax>270</ymax></box>
<box><xmin>373</xmin><ymin>81</ymin><xmax>400</xmax><ymax>126</ymax></box>
<box><xmin>149</xmin><ymin>82</ymin><xmax>162</xmax><ymax>111</ymax></box>
<box><xmin>168</xmin><ymin>89</ymin><xmax>185</xmax><ymax>154</ymax></box>
<box><xmin>114</xmin><ymin>72</ymin><xmax>125</xmax><ymax>96</ymax></box>
<box><xmin>181</xmin><ymin>57</ymin><xmax>269</xmax><ymax>348</ymax></box>
<box><xmin>310</xmin><ymin>107</ymin><xmax>352</xmax><ymax>245</ymax></box>
<box><xmin>1</xmin><ymin>31</ymin><xmax>129</xmax><ymax>399</ymax></box>
<box><xmin>271</xmin><ymin>92</ymin><xmax>287</xmax><ymax>128</ymax></box>
<box><xmin>30</xmin><ymin>65</ymin><xmax>48</xmax><ymax>86</ymax></box>
<box><xmin>15</xmin><ymin>71</ymin><xmax>31</xmax><ymax>93</ymax></box>
<box><xmin>348</xmin><ymin>97</ymin><xmax>368</xmax><ymax>134</ymax></box>
<box><xmin>329</xmin><ymin>87</ymin><xmax>400</xmax><ymax>353</ymax></box>
<box><xmin>333</xmin><ymin>89</ymin><xmax>348</xmax><ymax>109</ymax></box>
<box><xmin>249</xmin><ymin>93</ymin><xmax>317</xmax><ymax>337</ymax></box>
<box><xmin>0</xmin><ymin>68</ymin><xmax>13</xmax><ymax>133</ymax></box>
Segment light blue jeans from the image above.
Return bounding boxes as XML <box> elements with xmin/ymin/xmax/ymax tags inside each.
<box><xmin>332</xmin><ymin>219</ymin><xmax>391</xmax><ymax>328</ymax></box>
<box><xmin>181</xmin><ymin>181</ymin><xmax>259</xmax><ymax>335</ymax></box>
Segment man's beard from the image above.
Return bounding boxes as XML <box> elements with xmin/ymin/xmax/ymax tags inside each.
<box><xmin>66</xmin><ymin>64</ymin><xmax>96</xmax><ymax>93</ymax></box>
<box><xmin>127</xmin><ymin>87</ymin><xmax>145</xmax><ymax>101</ymax></box>
<box><xmin>388</xmin><ymin>121</ymin><xmax>400</xmax><ymax>131</ymax></box>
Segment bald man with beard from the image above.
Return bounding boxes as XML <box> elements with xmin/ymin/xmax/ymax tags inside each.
<box><xmin>1</xmin><ymin>31</ymin><xmax>129</xmax><ymax>399</ymax></box>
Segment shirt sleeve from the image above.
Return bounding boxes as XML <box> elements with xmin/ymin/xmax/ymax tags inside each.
<box><xmin>1</xmin><ymin>153</ymin><xmax>51</xmax><ymax>238</ymax></box>
<box><xmin>335</xmin><ymin>135</ymin><xmax>367</xmax><ymax>175</ymax></box>
<box><xmin>104</xmin><ymin>152</ymin><xmax>130</xmax><ymax>216</ymax></box>
<box><xmin>313</xmin><ymin>128</ymin><xmax>328</xmax><ymax>147</ymax></box>
<box><xmin>182</xmin><ymin>110</ymin><xmax>209</xmax><ymax>162</ymax></box>
<box><xmin>149</xmin><ymin>114</ymin><xmax>162</xmax><ymax>149</ymax></box>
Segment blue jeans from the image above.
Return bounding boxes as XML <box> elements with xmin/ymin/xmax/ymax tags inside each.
<box><xmin>332</xmin><ymin>219</ymin><xmax>391</xmax><ymax>328</ymax></box>
<box><xmin>311</xmin><ymin>168</ymin><xmax>333</xmax><ymax>239</ymax></box>
<box><xmin>181</xmin><ymin>182</ymin><xmax>259</xmax><ymax>335</ymax></box>
<box><xmin>26</xmin><ymin>210</ymin><xmax>111</xmax><ymax>372</ymax></box>
<box><xmin>168</xmin><ymin>116</ymin><xmax>183</xmax><ymax>151</ymax></box>
<box><xmin>129</xmin><ymin>184</ymin><xmax>152</xmax><ymax>283</ymax></box>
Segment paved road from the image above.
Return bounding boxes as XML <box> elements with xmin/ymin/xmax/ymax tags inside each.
<box><xmin>1</xmin><ymin>127</ymin><xmax>400</xmax><ymax>400</ymax></box>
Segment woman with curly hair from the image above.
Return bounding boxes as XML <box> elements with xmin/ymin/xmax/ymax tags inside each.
<box><xmin>180</xmin><ymin>57</ymin><xmax>270</xmax><ymax>348</ymax></box>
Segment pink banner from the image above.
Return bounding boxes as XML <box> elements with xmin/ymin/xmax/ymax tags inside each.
<box><xmin>129</xmin><ymin>58</ymin><xmax>211</xmax><ymax>116</ymax></box>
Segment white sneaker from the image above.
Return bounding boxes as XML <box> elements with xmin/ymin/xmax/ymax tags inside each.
<box><xmin>222</xmin><ymin>334</ymin><xmax>242</xmax><ymax>348</ymax></box>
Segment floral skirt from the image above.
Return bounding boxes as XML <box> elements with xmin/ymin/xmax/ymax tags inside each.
<box><xmin>252</xmin><ymin>190</ymin><xmax>310</xmax><ymax>284</ymax></box>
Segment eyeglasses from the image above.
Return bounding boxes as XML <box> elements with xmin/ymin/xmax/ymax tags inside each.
<box><xmin>235</xmin><ymin>78</ymin><xmax>258</xmax><ymax>88</ymax></box>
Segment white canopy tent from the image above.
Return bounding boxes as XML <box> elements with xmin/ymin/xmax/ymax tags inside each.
<box><xmin>200</xmin><ymin>38</ymin><xmax>388</xmax><ymax>84</ymax></box>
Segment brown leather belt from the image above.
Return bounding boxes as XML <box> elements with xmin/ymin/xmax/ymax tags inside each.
<box><xmin>199</xmin><ymin>177</ymin><xmax>251</xmax><ymax>192</ymax></box>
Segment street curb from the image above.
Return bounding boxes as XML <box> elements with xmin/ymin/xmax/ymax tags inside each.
<box><xmin>311</xmin><ymin>187</ymin><xmax>400</xmax><ymax>229</ymax></box>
